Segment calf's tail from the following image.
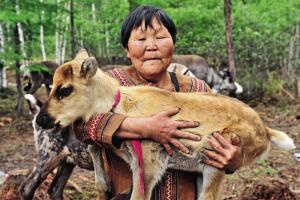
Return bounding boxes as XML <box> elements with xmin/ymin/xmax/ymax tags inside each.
<box><xmin>266</xmin><ymin>127</ymin><xmax>296</xmax><ymax>150</ymax></box>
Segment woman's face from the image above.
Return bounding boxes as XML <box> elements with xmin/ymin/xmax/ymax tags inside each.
<box><xmin>126</xmin><ymin>17</ymin><xmax>174</xmax><ymax>81</ymax></box>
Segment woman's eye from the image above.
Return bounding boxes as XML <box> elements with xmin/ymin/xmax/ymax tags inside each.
<box><xmin>56</xmin><ymin>86</ymin><xmax>73</xmax><ymax>100</ymax></box>
<box><xmin>138</xmin><ymin>38</ymin><xmax>146</xmax><ymax>41</ymax></box>
<box><xmin>156</xmin><ymin>37</ymin><xmax>165</xmax><ymax>39</ymax></box>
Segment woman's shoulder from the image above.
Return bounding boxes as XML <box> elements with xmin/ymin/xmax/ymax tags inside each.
<box><xmin>175</xmin><ymin>73</ymin><xmax>211</xmax><ymax>93</ymax></box>
<box><xmin>106</xmin><ymin>66</ymin><xmax>137</xmax><ymax>86</ymax></box>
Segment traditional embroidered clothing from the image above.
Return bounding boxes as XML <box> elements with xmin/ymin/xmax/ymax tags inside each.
<box><xmin>74</xmin><ymin>66</ymin><xmax>211</xmax><ymax>200</ymax></box>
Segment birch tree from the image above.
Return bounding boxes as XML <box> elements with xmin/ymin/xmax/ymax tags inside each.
<box><xmin>61</xmin><ymin>1</ymin><xmax>71</xmax><ymax>64</ymax></box>
<box><xmin>40</xmin><ymin>0</ymin><xmax>47</xmax><ymax>61</ymax></box>
<box><xmin>70</xmin><ymin>0</ymin><xmax>76</xmax><ymax>57</ymax></box>
<box><xmin>92</xmin><ymin>3</ymin><xmax>102</xmax><ymax>56</ymax></box>
<box><xmin>15</xmin><ymin>0</ymin><xmax>29</xmax><ymax>67</ymax></box>
<box><xmin>0</xmin><ymin>24</ymin><xmax>7</xmax><ymax>89</ymax></box>
<box><xmin>224</xmin><ymin>0</ymin><xmax>236</xmax><ymax>79</ymax></box>
<box><xmin>55</xmin><ymin>0</ymin><xmax>62</xmax><ymax>64</ymax></box>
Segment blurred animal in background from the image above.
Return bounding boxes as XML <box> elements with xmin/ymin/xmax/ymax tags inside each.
<box><xmin>167</xmin><ymin>63</ymin><xmax>196</xmax><ymax>78</ymax></box>
<box><xmin>21</xmin><ymin>61</ymin><xmax>59</xmax><ymax>95</ymax></box>
<box><xmin>19</xmin><ymin>94</ymin><xmax>94</xmax><ymax>200</ymax></box>
<box><xmin>172</xmin><ymin>55</ymin><xmax>243</xmax><ymax>95</ymax></box>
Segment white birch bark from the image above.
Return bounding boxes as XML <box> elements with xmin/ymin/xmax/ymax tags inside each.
<box><xmin>61</xmin><ymin>1</ymin><xmax>70</xmax><ymax>63</ymax></box>
<box><xmin>15</xmin><ymin>0</ymin><xmax>29</xmax><ymax>67</ymax></box>
<box><xmin>287</xmin><ymin>29</ymin><xmax>295</xmax><ymax>77</ymax></box>
<box><xmin>0</xmin><ymin>23</ymin><xmax>7</xmax><ymax>88</ymax></box>
<box><xmin>55</xmin><ymin>0</ymin><xmax>62</xmax><ymax>64</ymax></box>
<box><xmin>105</xmin><ymin>19</ymin><xmax>110</xmax><ymax>55</ymax></box>
<box><xmin>79</xmin><ymin>28</ymin><xmax>83</xmax><ymax>47</ymax></box>
<box><xmin>295</xmin><ymin>24</ymin><xmax>299</xmax><ymax>68</ymax></box>
<box><xmin>40</xmin><ymin>0</ymin><xmax>47</xmax><ymax>61</ymax></box>
<box><xmin>92</xmin><ymin>3</ymin><xmax>102</xmax><ymax>55</ymax></box>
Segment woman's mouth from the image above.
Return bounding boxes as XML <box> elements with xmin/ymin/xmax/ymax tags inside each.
<box><xmin>144</xmin><ymin>58</ymin><xmax>161</xmax><ymax>61</ymax></box>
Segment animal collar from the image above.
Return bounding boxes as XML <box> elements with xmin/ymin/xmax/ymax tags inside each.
<box><xmin>111</xmin><ymin>90</ymin><xmax>121</xmax><ymax>112</ymax></box>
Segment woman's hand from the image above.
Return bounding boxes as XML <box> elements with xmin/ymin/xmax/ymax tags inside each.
<box><xmin>202</xmin><ymin>132</ymin><xmax>242</xmax><ymax>174</ymax></box>
<box><xmin>117</xmin><ymin>107</ymin><xmax>201</xmax><ymax>155</ymax></box>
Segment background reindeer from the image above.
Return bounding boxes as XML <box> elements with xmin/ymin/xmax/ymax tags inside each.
<box><xmin>172</xmin><ymin>55</ymin><xmax>243</xmax><ymax>95</ymax></box>
<box><xmin>22</xmin><ymin>61</ymin><xmax>59</xmax><ymax>95</ymax></box>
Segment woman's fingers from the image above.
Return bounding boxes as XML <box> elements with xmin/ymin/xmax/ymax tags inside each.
<box><xmin>174</xmin><ymin>130</ymin><xmax>201</xmax><ymax>141</ymax></box>
<box><xmin>211</xmin><ymin>132</ymin><xmax>231</xmax><ymax>149</ymax></box>
<box><xmin>207</xmin><ymin>136</ymin><xmax>227</xmax><ymax>157</ymax></box>
<box><xmin>169</xmin><ymin>138</ymin><xmax>189</xmax><ymax>154</ymax></box>
<box><xmin>201</xmin><ymin>157</ymin><xmax>224</xmax><ymax>169</ymax></box>
<box><xmin>176</xmin><ymin>120</ymin><xmax>200</xmax><ymax>129</ymax></box>
<box><xmin>202</xmin><ymin>149</ymin><xmax>227</xmax><ymax>167</ymax></box>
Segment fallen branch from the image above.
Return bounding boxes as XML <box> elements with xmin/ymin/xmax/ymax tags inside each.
<box><xmin>280</xmin><ymin>86</ymin><xmax>295</xmax><ymax>100</ymax></box>
<box><xmin>67</xmin><ymin>179</ymin><xmax>83</xmax><ymax>193</ymax></box>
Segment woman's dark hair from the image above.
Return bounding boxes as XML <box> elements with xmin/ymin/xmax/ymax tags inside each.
<box><xmin>121</xmin><ymin>5</ymin><xmax>177</xmax><ymax>48</ymax></box>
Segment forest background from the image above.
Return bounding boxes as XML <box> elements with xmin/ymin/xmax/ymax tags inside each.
<box><xmin>0</xmin><ymin>0</ymin><xmax>299</xmax><ymax>106</ymax></box>
<box><xmin>0</xmin><ymin>1</ymin><xmax>300</xmax><ymax>199</ymax></box>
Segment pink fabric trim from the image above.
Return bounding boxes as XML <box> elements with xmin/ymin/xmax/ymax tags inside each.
<box><xmin>130</xmin><ymin>140</ymin><xmax>145</xmax><ymax>195</ymax></box>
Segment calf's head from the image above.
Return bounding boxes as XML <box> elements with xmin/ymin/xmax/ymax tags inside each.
<box><xmin>36</xmin><ymin>49</ymin><xmax>100</xmax><ymax>129</ymax></box>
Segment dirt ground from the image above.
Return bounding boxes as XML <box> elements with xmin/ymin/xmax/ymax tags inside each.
<box><xmin>0</xmin><ymin>86</ymin><xmax>299</xmax><ymax>200</ymax></box>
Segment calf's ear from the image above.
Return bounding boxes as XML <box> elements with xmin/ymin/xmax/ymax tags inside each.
<box><xmin>80</xmin><ymin>57</ymin><xmax>98</xmax><ymax>78</ymax></box>
<box><xmin>74</xmin><ymin>48</ymin><xmax>89</xmax><ymax>60</ymax></box>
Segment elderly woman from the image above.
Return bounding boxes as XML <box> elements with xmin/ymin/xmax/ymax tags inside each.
<box><xmin>75</xmin><ymin>5</ymin><xmax>242</xmax><ymax>200</ymax></box>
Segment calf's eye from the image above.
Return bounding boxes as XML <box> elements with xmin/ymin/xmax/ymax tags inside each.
<box><xmin>56</xmin><ymin>85</ymin><xmax>73</xmax><ymax>100</ymax></box>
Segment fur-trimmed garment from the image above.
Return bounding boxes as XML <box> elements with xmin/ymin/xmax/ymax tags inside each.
<box><xmin>75</xmin><ymin>66</ymin><xmax>211</xmax><ymax>200</ymax></box>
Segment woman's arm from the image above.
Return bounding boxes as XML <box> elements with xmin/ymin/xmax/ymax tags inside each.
<box><xmin>116</xmin><ymin>107</ymin><xmax>201</xmax><ymax>155</ymax></box>
<box><xmin>73</xmin><ymin>108</ymin><xmax>201</xmax><ymax>155</ymax></box>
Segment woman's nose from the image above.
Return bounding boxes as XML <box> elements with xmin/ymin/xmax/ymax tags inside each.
<box><xmin>145</xmin><ymin>38</ymin><xmax>158</xmax><ymax>50</ymax></box>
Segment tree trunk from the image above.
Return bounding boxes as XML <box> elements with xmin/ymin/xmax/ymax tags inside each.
<box><xmin>287</xmin><ymin>27</ymin><xmax>295</xmax><ymax>78</ymax></box>
<box><xmin>13</xmin><ymin>24</ymin><xmax>24</xmax><ymax>115</ymax></box>
<box><xmin>0</xmin><ymin>23</ymin><xmax>7</xmax><ymax>89</ymax></box>
<box><xmin>105</xmin><ymin>19</ymin><xmax>110</xmax><ymax>56</ymax></box>
<box><xmin>55</xmin><ymin>0</ymin><xmax>62</xmax><ymax>64</ymax></box>
<box><xmin>15</xmin><ymin>0</ymin><xmax>29</xmax><ymax>67</ymax></box>
<box><xmin>70</xmin><ymin>0</ymin><xmax>76</xmax><ymax>57</ymax></box>
<box><xmin>62</xmin><ymin>1</ymin><xmax>70</xmax><ymax>63</ymax></box>
<box><xmin>295</xmin><ymin>78</ymin><xmax>300</xmax><ymax>98</ymax></box>
<box><xmin>295</xmin><ymin>24</ymin><xmax>299</xmax><ymax>68</ymax></box>
<box><xmin>224</xmin><ymin>0</ymin><xmax>236</xmax><ymax>79</ymax></box>
<box><xmin>40</xmin><ymin>0</ymin><xmax>47</xmax><ymax>61</ymax></box>
<box><xmin>92</xmin><ymin>3</ymin><xmax>102</xmax><ymax>56</ymax></box>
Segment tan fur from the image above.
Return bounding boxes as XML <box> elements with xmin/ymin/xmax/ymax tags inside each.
<box><xmin>42</xmin><ymin>49</ymin><xmax>295</xmax><ymax>200</ymax></box>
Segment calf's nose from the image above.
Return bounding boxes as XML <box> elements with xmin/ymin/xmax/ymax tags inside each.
<box><xmin>36</xmin><ymin>113</ymin><xmax>55</xmax><ymax>129</ymax></box>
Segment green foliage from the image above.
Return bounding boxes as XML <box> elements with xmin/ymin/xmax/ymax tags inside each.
<box><xmin>255</xmin><ymin>160</ymin><xmax>277</xmax><ymax>176</ymax></box>
<box><xmin>0</xmin><ymin>0</ymin><xmax>299</xmax><ymax>99</ymax></box>
<box><xmin>264</xmin><ymin>71</ymin><xmax>286</xmax><ymax>95</ymax></box>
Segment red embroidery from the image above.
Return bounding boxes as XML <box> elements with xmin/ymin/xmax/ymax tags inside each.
<box><xmin>165</xmin><ymin>171</ymin><xmax>172</xmax><ymax>200</ymax></box>
<box><xmin>87</xmin><ymin>114</ymin><xmax>104</xmax><ymax>141</ymax></box>
<box><xmin>112</xmin><ymin>68</ymin><xmax>134</xmax><ymax>87</ymax></box>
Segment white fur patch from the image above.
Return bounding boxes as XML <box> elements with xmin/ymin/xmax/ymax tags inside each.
<box><xmin>234</xmin><ymin>82</ymin><xmax>243</xmax><ymax>94</ymax></box>
<box><xmin>271</xmin><ymin>135</ymin><xmax>296</xmax><ymax>150</ymax></box>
